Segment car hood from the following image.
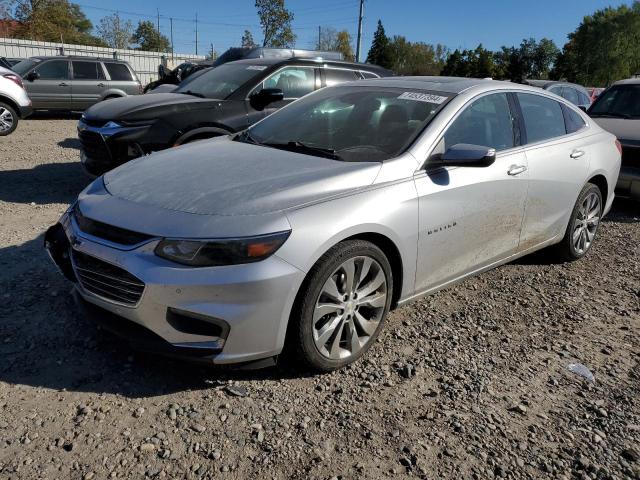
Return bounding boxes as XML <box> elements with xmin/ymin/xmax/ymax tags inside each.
<box><xmin>102</xmin><ymin>137</ymin><xmax>381</xmax><ymax>216</ymax></box>
<box><xmin>83</xmin><ymin>93</ymin><xmax>216</xmax><ymax>122</ymax></box>
<box><xmin>591</xmin><ymin>117</ymin><xmax>640</xmax><ymax>143</ymax></box>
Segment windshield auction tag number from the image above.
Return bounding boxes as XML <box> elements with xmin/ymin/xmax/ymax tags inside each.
<box><xmin>398</xmin><ymin>92</ymin><xmax>448</xmax><ymax>104</ymax></box>
<box><xmin>246</xmin><ymin>66</ymin><xmax>268</xmax><ymax>71</ymax></box>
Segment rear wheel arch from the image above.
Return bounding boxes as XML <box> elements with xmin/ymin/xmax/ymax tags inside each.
<box><xmin>587</xmin><ymin>174</ymin><xmax>608</xmax><ymax>204</ymax></box>
<box><xmin>0</xmin><ymin>95</ymin><xmax>20</xmax><ymax>116</ymax></box>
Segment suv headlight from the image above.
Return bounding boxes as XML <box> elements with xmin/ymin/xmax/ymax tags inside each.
<box><xmin>154</xmin><ymin>231</ymin><xmax>291</xmax><ymax>267</ymax></box>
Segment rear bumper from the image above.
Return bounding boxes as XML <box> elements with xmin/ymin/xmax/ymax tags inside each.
<box><xmin>615</xmin><ymin>166</ymin><xmax>640</xmax><ymax>199</ymax></box>
<box><xmin>18</xmin><ymin>105</ymin><xmax>33</xmax><ymax>119</ymax></box>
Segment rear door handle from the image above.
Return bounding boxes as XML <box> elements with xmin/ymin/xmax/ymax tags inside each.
<box><xmin>508</xmin><ymin>165</ymin><xmax>527</xmax><ymax>176</ymax></box>
<box><xmin>58</xmin><ymin>82</ymin><xmax>69</xmax><ymax>87</ymax></box>
<box><xmin>97</xmin><ymin>83</ymin><xmax>105</xmax><ymax>87</ymax></box>
<box><xmin>570</xmin><ymin>150</ymin><xmax>585</xmax><ymax>159</ymax></box>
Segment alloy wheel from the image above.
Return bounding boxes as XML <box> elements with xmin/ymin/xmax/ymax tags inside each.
<box><xmin>572</xmin><ymin>191</ymin><xmax>601</xmax><ymax>255</ymax></box>
<box><xmin>312</xmin><ymin>256</ymin><xmax>387</xmax><ymax>360</ymax></box>
<box><xmin>0</xmin><ymin>107</ymin><xmax>14</xmax><ymax>133</ymax></box>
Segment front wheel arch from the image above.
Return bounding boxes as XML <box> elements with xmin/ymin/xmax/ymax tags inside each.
<box><xmin>174</xmin><ymin>127</ymin><xmax>233</xmax><ymax>146</ymax></box>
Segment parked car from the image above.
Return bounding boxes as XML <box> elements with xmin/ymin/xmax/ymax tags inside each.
<box><xmin>11</xmin><ymin>56</ymin><xmax>142</xmax><ymax>111</ymax></box>
<box><xmin>0</xmin><ymin>57</ymin><xmax>24</xmax><ymax>69</ymax></box>
<box><xmin>524</xmin><ymin>80</ymin><xmax>592</xmax><ymax>110</ymax></box>
<box><xmin>77</xmin><ymin>57</ymin><xmax>390</xmax><ymax>176</ymax></box>
<box><xmin>144</xmin><ymin>61</ymin><xmax>211</xmax><ymax>93</ymax></box>
<box><xmin>588</xmin><ymin>78</ymin><xmax>640</xmax><ymax>199</ymax></box>
<box><xmin>0</xmin><ymin>65</ymin><xmax>33</xmax><ymax>135</ymax></box>
<box><xmin>46</xmin><ymin>77</ymin><xmax>620</xmax><ymax>370</ymax></box>
<box><xmin>213</xmin><ymin>47</ymin><xmax>342</xmax><ymax>67</ymax></box>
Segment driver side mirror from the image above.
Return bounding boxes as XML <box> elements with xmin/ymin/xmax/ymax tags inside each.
<box><xmin>26</xmin><ymin>71</ymin><xmax>39</xmax><ymax>82</ymax></box>
<box><xmin>430</xmin><ymin>143</ymin><xmax>496</xmax><ymax>168</ymax></box>
<box><xmin>249</xmin><ymin>88</ymin><xmax>284</xmax><ymax>111</ymax></box>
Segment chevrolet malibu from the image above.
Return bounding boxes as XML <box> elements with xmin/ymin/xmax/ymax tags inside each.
<box><xmin>45</xmin><ymin>77</ymin><xmax>621</xmax><ymax>371</ymax></box>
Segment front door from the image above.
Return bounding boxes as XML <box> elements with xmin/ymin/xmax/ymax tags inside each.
<box><xmin>413</xmin><ymin>92</ymin><xmax>529</xmax><ymax>292</ymax></box>
<box><xmin>24</xmin><ymin>59</ymin><xmax>71</xmax><ymax>110</ymax></box>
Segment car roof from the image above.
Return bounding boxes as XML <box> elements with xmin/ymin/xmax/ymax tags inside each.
<box><xmin>524</xmin><ymin>79</ymin><xmax>587</xmax><ymax>91</ymax></box>
<box><xmin>340</xmin><ymin>76</ymin><xmax>530</xmax><ymax>94</ymax></box>
<box><xmin>29</xmin><ymin>56</ymin><xmax>129</xmax><ymax>63</ymax></box>
<box><xmin>613</xmin><ymin>77</ymin><xmax>640</xmax><ymax>86</ymax></box>
<box><xmin>226</xmin><ymin>57</ymin><xmax>390</xmax><ymax>74</ymax></box>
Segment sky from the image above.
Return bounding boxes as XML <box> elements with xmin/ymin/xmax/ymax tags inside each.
<box><xmin>73</xmin><ymin>0</ymin><xmax>633</xmax><ymax>58</ymax></box>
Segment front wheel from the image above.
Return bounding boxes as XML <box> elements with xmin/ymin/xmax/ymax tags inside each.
<box><xmin>0</xmin><ymin>102</ymin><xmax>18</xmax><ymax>136</ymax></box>
<box><xmin>289</xmin><ymin>240</ymin><xmax>393</xmax><ymax>372</ymax></box>
<box><xmin>555</xmin><ymin>183</ymin><xmax>603</xmax><ymax>261</ymax></box>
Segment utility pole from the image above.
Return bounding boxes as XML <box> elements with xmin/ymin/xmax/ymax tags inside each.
<box><xmin>210</xmin><ymin>43</ymin><xmax>214</xmax><ymax>60</ymax></box>
<box><xmin>157</xmin><ymin>8</ymin><xmax>160</xmax><ymax>33</ymax></box>
<box><xmin>170</xmin><ymin>17</ymin><xmax>174</xmax><ymax>60</ymax></box>
<box><xmin>318</xmin><ymin>26</ymin><xmax>321</xmax><ymax>49</ymax></box>
<box><xmin>355</xmin><ymin>0</ymin><xmax>364</xmax><ymax>62</ymax></box>
<box><xmin>195</xmin><ymin>13</ymin><xmax>198</xmax><ymax>55</ymax></box>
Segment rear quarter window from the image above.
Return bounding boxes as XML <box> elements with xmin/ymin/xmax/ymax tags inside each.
<box><xmin>562</xmin><ymin>104</ymin><xmax>587</xmax><ymax>134</ymax></box>
<box><xmin>516</xmin><ymin>93</ymin><xmax>567</xmax><ymax>144</ymax></box>
<box><xmin>104</xmin><ymin>63</ymin><xmax>133</xmax><ymax>81</ymax></box>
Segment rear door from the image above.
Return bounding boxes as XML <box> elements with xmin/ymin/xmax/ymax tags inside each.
<box><xmin>25</xmin><ymin>59</ymin><xmax>71</xmax><ymax>109</ymax></box>
<box><xmin>71</xmin><ymin>60</ymin><xmax>107</xmax><ymax>110</ymax></box>
<box><xmin>321</xmin><ymin>67</ymin><xmax>360</xmax><ymax>87</ymax></box>
<box><xmin>515</xmin><ymin>92</ymin><xmax>591</xmax><ymax>249</ymax></box>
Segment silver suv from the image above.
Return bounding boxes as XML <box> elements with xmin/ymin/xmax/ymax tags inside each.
<box><xmin>0</xmin><ymin>65</ymin><xmax>32</xmax><ymax>135</ymax></box>
<box><xmin>11</xmin><ymin>56</ymin><xmax>141</xmax><ymax>111</ymax></box>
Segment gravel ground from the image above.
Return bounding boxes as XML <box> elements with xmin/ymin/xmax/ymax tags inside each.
<box><xmin>0</xmin><ymin>119</ymin><xmax>639</xmax><ymax>480</ymax></box>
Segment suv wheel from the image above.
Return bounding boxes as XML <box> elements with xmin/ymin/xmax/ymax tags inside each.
<box><xmin>289</xmin><ymin>240</ymin><xmax>393</xmax><ymax>371</ymax></box>
<box><xmin>0</xmin><ymin>102</ymin><xmax>18</xmax><ymax>136</ymax></box>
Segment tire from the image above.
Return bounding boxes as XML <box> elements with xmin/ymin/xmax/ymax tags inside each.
<box><xmin>555</xmin><ymin>183</ymin><xmax>603</xmax><ymax>261</ymax></box>
<box><xmin>289</xmin><ymin>240</ymin><xmax>393</xmax><ymax>372</ymax></box>
<box><xmin>0</xmin><ymin>102</ymin><xmax>18</xmax><ymax>136</ymax></box>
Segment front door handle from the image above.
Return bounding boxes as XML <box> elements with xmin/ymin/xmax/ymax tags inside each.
<box><xmin>570</xmin><ymin>150</ymin><xmax>585</xmax><ymax>159</ymax></box>
<box><xmin>508</xmin><ymin>165</ymin><xmax>527</xmax><ymax>176</ymax></box>
<box><xmin>59</xmin><ymin>82</ymin><xmax>69</xmax><ymax>87</ymax></box>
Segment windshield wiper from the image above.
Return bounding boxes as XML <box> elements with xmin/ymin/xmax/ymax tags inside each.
<box><xmin>234</xmin><ymin>130</ymin><xmax>261</xmax><ymax>145</ymax></box>
<box><xmin>263</xmin><ymin>141</ymin><xmax>342</xmax><ymax>160</ymax></box>
<box><xmin>590</xmin><ymin>112</ymin><xmax>631</xmax><ymax>119</ymax></box>
<box><xmin>178</xmin><ymin>90</ymin><xmax>206</xmax><ymax>98</ymax></box>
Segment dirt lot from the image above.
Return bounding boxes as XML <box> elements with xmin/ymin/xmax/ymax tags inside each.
<box><xmin>0</xmin><ymin>119</ymin><xmax>639</xmax><ymax>480</ymax></box>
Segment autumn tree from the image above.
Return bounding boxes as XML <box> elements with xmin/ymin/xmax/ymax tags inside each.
<box><xmin>97</xmin><ymin>13</ymin><xmax>133</xmax><ymax>49</ymax></box>
<box><xmin>255</xmin><ymin>0</ymin><xmax>295</xmax><ymax>48</ymax></box>
<box><xmin>316</xmin><ymin>27</ymin><xmax>354</xmax><ymax>61</ymax></box>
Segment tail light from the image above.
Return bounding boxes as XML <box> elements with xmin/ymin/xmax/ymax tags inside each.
<box><xmin>3</xmin><ymin>73</ymin><xmax>24</xmax><ymax>89</ymax></box>
<box><xmin>615</xmin><ymin>139</ymin><xmax>622</xmax><ymax>155</ymax></box>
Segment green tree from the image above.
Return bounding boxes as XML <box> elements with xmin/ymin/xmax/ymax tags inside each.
<box><xmin>97</xmin><ymin>12</ymin><xmax>133</xmax><ymax>49</ymax></box>
<box><xmin>441</xmin><ymin>49</ymin><xmax>470</xmax><ymax>77</ymax></box>
<box><xmin>6</xmin><ymin>0</ymin><xmax>105</xmax><ymax>45</ymax></box>
<box><xmin>132</xmin><ymin>20</ymin><xmax>169</xmax><ymax>52</ymax></box>
<box><xmin>388</xmin><ymin>36</ymin><xmax>445</xmax><ymax>75</ymax></box>
<box><xmin>241</xmin><ymin>29</ymin><xmax>256</xmax><ymax>48</ymax></box>
<box><xmin>552</xmin><ymin>2</ymin><xmax>640</xmax><ymax>86</ymax></box>
<box><xmin>255</xmin><ymin>0</ymin><xmax>295</xmax><ymax>48</ymax></box>
<box><xmin>366</xmin><ymin>20</ymin><xmax>392</xmax><ymax>69</ymax></box>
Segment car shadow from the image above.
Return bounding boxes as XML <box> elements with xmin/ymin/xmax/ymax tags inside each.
<box><xmin>0</xmin><ymin>235</ymin><xmax>316</xmax><ymax>398</ymax></box>
<box><xmin>57</xmin><ymin>137</ymin><xmax>81</xmax><ymax>150</ymax></box>
<box><xmin>28</xmin><ymin>111</ymin><xmax>83</xmax><ymax>120</ymax></box>
<box><xmin>0</xmin><ymin>161</ymin><xmax>90</xmax><ymax>205</ymax></box>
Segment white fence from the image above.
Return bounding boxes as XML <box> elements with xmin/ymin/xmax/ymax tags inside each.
<box><xmin>0</xmin><ymin>37</ymin><xmax>205</xmax><ymax>85</ymax></box>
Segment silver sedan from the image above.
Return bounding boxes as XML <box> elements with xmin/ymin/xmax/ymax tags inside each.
<box><xmin>46</xmin><ymin>77</ymin><xmax>621</xmax><ymax>371</ymax></box>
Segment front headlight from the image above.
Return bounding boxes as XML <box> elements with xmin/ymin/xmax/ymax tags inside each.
<box><xmin>154</xmin><ymin>231</ymin><xmax>291</xmax><ymax>267</ymax></box>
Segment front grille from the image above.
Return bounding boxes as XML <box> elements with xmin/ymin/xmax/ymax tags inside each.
<box><xmin>73</xmin><ymin>206</ymin><xmax>154</xmax><ymax>246</ymax></box>
<box><xmin>621</xmin><ymin>145</ymin><xmax>640</xmax><ymax>169</ymax></box>
<box><xmin>79</xmin><ymin>130</ymin><xmax>111</xmax><ymax>162</ymax></box>
<box><xmin>72</xmin><ymin>250</ymin><xmax>145</xmax><ymax>306</ymax></box>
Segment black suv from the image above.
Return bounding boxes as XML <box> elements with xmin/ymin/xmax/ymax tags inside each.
<box><xmin>78</xmin><ymin>57</ymin><xmax>390</xmax><ymax>176</ymax></box>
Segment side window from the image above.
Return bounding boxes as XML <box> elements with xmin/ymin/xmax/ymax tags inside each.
<box><xmin>443</xmin><ymin>93</ymin><xmax>514</xmax><ymax>151</ymax></box>
<box><xmin>35</xmin><ymin>60</ymin><xmax>69</xmax><ymax>80</ymax></box>
<box><xmin>262</xmin><ymin>67</ymin><xmax>315</xmax><ymax>99</ymax></box>
<box><xmin>562</xmin><ymin>87</ymin><xmax>580</xmax><ymax>106</ymax></box>
<box><xmin>72</xmin><ymin>61</ymin><xmax>104</xmax><ymax>80</ymax></box>
<box><xmin>577</xmin><ymin>91</ymin><xmax>591</xmax><ymax>106</ymax></box>
<box><xmin>360</xmin><ymin>71</ymin><xmax>379</xmax><ymax>79</ymax></box>
<box><xmin>105</xmin><ymin>63</ymin><xmax>133</xmax><ymax>81</ymax></box>
<box><xmin>548</xmin><ymin>85</ymin><xmax>563</xmax><ymax>96</ymax></box>
<box><xmin>516</xmin><ymin>93</ymin><xmax>566</xmax><ymax>143</ymax></box>
<box><xmin>324</xmin><ymin>68</ymin><xmax>359</xmax><ymax>87</ymax></box>
<box><xmin>562</xmin><ymin>104</ymin><xmax>587</xmax><ymax>134</ymax></box>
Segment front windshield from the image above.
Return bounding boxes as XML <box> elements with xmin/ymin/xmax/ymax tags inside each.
<box><xmin>174</xmin><ymin>62</ymin><xmax>265</xmax><ymax>99</ymax></box>
<box><xmin>244</xmin><ymin>86</ymin><xmax>452</xmax><ymax>162</ymax></box>
<box><xmin>589</xmin><ymin>85</ymin><xmax>640</xmax><ymax>118</ymax></box>
<box><xmin>12</xmin><ymin>59</ymin><xmax>38</xmax><ymax>76</ymax></box>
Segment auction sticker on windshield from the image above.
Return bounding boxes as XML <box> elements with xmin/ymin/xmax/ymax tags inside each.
<box><xmin>398</xmin><ymin>92</ymin><xmax>448</xmax><ymax>104</ymax></box>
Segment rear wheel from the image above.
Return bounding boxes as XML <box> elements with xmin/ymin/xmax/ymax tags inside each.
<box><xmin>555</xmin><ymin>183</ymin><xmax>603</xmax><ymax>261</ymax></box>
<box><xmin>0</xmin><ymin>102</ymin><xmax>18</xmax><ymax>136</ymax></box>
<box><xmin>289</xmin><ymin>240</ymin><xmax>393</xmax><ymax>371</ymax></box>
